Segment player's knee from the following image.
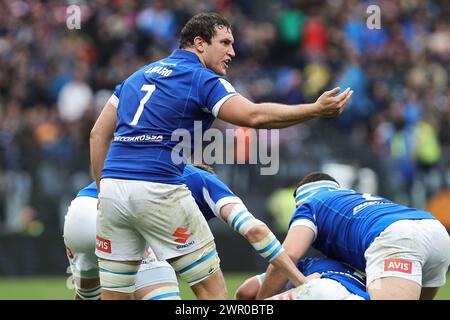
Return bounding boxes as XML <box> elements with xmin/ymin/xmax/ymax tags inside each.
<box><xmin>235</xmin><ymin>283</ymin><xmax>255</xmax><ymax>300</ymax></box>
<box><xmin>169</xmin><ymin>241</ymin><xmax>221</xmax><ymax>287</ymax></box>
<box><xmin>98</xmin><ymin>259</ymin><xmax>140</xmax><ymax>294</ymax></box>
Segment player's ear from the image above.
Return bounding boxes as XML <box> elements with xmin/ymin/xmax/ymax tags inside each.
<box><xmin>193</xmin><ymin>36</ymin><xmax>205</xmax><ymax>53</ymax></box>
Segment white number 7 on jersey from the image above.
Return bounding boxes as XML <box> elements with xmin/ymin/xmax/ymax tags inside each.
<box><xmin>130</xmin><ymin>84</ymin><xmax>156</xmax><ymax>126</ymax></box>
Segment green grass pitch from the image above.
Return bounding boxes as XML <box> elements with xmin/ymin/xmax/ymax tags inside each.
<box><xmin>0</xmin><ymin>272</ymin><xmax>449</xmax><ymax>300</ymax></box>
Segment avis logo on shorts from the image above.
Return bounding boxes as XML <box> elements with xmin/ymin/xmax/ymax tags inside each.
<box><xmin>96</xmin><ymin>236</ymin><xmax>112</xmax><ymax>254</ymax></box>
<box><xmin>384</xmin><ymin>259</ymin><xmax>412</xmax><ymax>274</ymax></box>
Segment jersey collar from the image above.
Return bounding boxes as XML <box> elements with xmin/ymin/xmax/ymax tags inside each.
<box><xmin>169</xmin><ymin>49</ymin><xmax>203</xmax><ymax>65</ymax></box>
<box><xmin>294</xmin><ymin>180</ymin><xmax>339</xmax><ymax>207</ymax></box>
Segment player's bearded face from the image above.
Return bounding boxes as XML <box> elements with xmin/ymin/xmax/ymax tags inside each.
<box><xmin>204</xmin><ymin>27</ymin><xmax>235</xmax><ymax>76</ymax></box>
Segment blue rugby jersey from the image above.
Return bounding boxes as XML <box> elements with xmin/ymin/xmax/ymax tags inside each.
<box><xmin>102</xmin><ymin>49</ymin><xmax>238</xmax><ymax>184</ymax></box>
<box><xmin>289</xmin><ymin>181</ymin><xmax>435</xmax><ymax>271</ymax></box>
<box><xmin>285</xmin><ymin>257</ymin><xmax>369</xmax><ymax>300</ymax></box>
<box><xmin>76</xmin><ymin>182</ymin><xmax>98</xmax><ymax>199</ymax></box>
<box><xmin>183</xmin><ymin>165</ymin><xmax>242</xmax><ymax>221</ymax></box>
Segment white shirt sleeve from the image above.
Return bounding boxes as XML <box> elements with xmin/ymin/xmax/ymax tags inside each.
<box><xmin>290</xmin><ymin>219</ymin><xmax>318</xmax><ymax>241</ymax></box>
<box><xmin>108</xmin><ymin>94</ymin><xmax>119</xmax><ymax>108</ymax></box>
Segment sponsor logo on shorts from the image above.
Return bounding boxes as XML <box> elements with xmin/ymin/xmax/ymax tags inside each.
<box><xmin>384</xmin><ymin>259</ymin><xmax>412</xmax><ymax>274</ymax></box>
<box><xmin>176</xmin><ymin>240</ymin><xmax>195</xmax><ymax>249</ymax></box>
<box><xmin>96</xmin><ymin>236</ymin><xmax>111</xmax><ymax>254</ymax></box>
<box><xmin>172</xmin><ymin>227</ymin><xmax>191</xmax><ymax>244</ymax></box>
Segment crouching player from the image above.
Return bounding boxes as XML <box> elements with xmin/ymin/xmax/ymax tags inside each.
<box><xmin>63</xmin><ymin>182</ymin><xmax>179</xmax><ymax>300</ymax></box>
<box><xmin>236</xmin><ymin>257</ymin><xmax>369</xmax><ymax>300</ymax></box>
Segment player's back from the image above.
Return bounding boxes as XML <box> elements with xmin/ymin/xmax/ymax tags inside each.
<box><xmin>102</xmin><ymin>50</ymin><xmax>236</xmax><ymax>185</ymax></box>
<box><xmin>183</xmin><ymin>165</ymin><xmax>240</xmax><ymax>221</ymax></box>
<box><xmin>291</xmin><ymin>182</ymin><xmax>435</xmax><ymax>271</ymax></box>
<box><xmin>294</xmin><ymin>258</ymin><xmax>369</xmax><ymax>300</ymax></box>
<box><xmin>76</xmin><ymin>182</ymin><xmax>98</xmax><ymax>199</ymax></box>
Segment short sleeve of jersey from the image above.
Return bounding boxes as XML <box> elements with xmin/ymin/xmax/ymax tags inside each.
<box><xmin>288</xmin><ymin>203</ymin><xmax>318</xmax><ymax>240</ymax></box>
<box><xmin>202</xmin><ymin>174</ymin><xmax>243</xmax><ymax>217</ymax></box>
<box><xmin>108</xmin><ymin>82</ymin><xmax>124</xmax><ymax>109</ymax></box>
<box><xmin>198</xmin><ymin>71</ymin><xmax>238</xmax><ymax>117</ymax></box>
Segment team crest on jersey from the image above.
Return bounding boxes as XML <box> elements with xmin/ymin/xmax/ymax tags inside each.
<box><xmin>96</xmin><ymin>236</ymin><xmax>111</xmax><ymax>254</ymax></box>
<box><xmin>384</xmin><ymin>259</ymin><xmax>412</xmax><ymax>274</ymax></box>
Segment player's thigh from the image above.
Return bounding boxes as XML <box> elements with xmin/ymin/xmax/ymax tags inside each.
<box><xmin>96</xmin><ymin>179</ymin><xmax>147</xmax><ymax>261</ymax></box>
<box><xmin>190</xmin><ymin>267</ymin><xmax>228</xmax><ymax>300</ymax></box>
<box><xmin>368</xmin><ymin>277</ymin><xmax>421</xmax><ymax>300</ymax></box>
<box><xmin>135</xmin><ymin>260</ymin><xmax>180</xmax><ymax>300</ymax></box>
<box><xmin>168</xmin><ymin>241</ymin><xmax>227</xmax><ymax>299</ymax></box>
<box><xmin>134</xmin><ymin>182</ymin><xmax>214</xmax><ymax>261</ymax></box>
<box><xmin>419</xmin><ymin>220</ymin><xmax>450</xmax><ymax>288</ymax></box>
<box><xmin>364</xmin><ymin>220</ymin><xmax>426</xmax><ymax>291</ymax></box>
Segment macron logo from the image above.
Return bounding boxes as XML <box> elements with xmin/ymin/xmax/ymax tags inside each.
<box><xmin>172</xmin><ymin>227</ymin><xmax>191</xmax><ymax>244</ymax></box>
<box><xmin>96</xmin><ymin>236</ymin><xmax>111</xmax><ymax>254</ymax></box>
<box><xmin>384</xmin><ymin>259</ymin><xmax>412</xmax><ymax>274</ymax></box>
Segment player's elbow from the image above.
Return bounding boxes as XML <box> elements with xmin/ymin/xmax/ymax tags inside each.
<box><xmin>89</xmin><ymin>127</ymin><xmax>101</xmax><ymax>145</ymax></box>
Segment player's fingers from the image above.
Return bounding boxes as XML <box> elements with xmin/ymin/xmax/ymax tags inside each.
<box><xmin>325</xmin><ymin>87</ymin><xmax>341</xmax><ymax>96</ymax></box>
<box><xmin>335</xmin><ymin>88</ymin><xmax>351</xmax><ymax>101</ymax></box>
<box><xmin>338</xmin><ymin>90</ymin><xmax>353</xmax><ymax>109</ymax></box>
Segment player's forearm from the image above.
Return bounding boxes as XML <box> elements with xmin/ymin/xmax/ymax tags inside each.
<box><xmin>269</xmin><ymin>251</ymin><xmax>306</xmax><ymax>287</ymax></box>
<box><xmin>256</xmin><ymin>264</ymin><xmax>288</xmax><ymax>299</ymax></box>
<box><xmin>90</xmin><ymin>134</ymin><xmax>111</xmax><ymax>191</ymax></box>
<box><xmin>251</xmin><ymin>102</ymin><xmax>319</xmax><ymax>129</ymax></box>
<box><xmin>89</xmin><ymin>102</ymin><xmax>117</xmax><ymax>191</ymax></box>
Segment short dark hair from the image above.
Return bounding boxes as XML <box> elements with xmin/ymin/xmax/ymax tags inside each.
<box><xmin>179</xmin><ymin>12</ymin><xmax>231</xmax><ymax>49</ymax></box>
<box><xmin>293</xmin><ymin>172</ymin><xmax>339</xmax><ymax>198</ymax></box>
<box><xmin>192</xmin><ymin>163</ymin><xmax>215</xmax><ymax>174</ymax></box>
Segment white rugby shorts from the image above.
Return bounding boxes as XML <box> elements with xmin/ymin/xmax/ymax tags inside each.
<box><xmin>96</xmin><ymin>178</ymin><xmax>214</xmax><ymax>261</ymax></box>
<box><xmin>63</xmin><ymin>196</ymin><xmax>99</xmax><ymax>279</ymax></box>
<box><xmin>286</xmin><ymin>278</ymin><xmax>365</xmax><ymax>300</ymax></box>
<box><xmin>365</xmin><ymin>219</ymin><xmax>450</xmax><ymax>287</ymax></box>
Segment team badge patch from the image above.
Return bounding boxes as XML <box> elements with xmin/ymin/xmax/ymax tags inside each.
<box><xmin>96</xmin><ymin>236</ymin><xmax>112</xmax><ymax>253</ymax></box>
<box><xmin>384</xmin><ymin>259</ymin><xmax>412</xmax><ymax>274</ymax></box>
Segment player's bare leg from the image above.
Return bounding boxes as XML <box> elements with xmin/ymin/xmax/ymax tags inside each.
<box><xmin>190</xmin><ymin>269</ymin><xmax>228</xmax><ymax>300</ymax></box>
<box><xmin>368</xmin><ymin>277</ymin><xmax>421</xmax><ymax>300</ymax></box>
<box><xmin>169</xmin><ymin>241</ymin><xmax>228</xmax><ymax>300</ymax></box>
<box><xmin>99</xmin><ymin>259</ymin><xmax>141</xmax><ymax>300</ymax></box>
<box><xmin>74</xmin><ymin>277</ymin><xmax>101</xmax><ymax>300</ymax></box>
<box><xmin>235</xmin><ymin>276</ymin><xmax>260</xmax><ymax>300</ymax></box>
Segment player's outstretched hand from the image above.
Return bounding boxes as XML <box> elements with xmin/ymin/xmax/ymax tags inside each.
<box><xmin>315</xmin><ymin>87</ymin><xmax>353</xmax><ymax>118</ymax></box>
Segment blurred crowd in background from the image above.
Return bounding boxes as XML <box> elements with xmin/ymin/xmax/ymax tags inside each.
<box><xmin>1</xmin><ymin>0</ymin><xmax>450</xmax><ymax>235</ymax></box>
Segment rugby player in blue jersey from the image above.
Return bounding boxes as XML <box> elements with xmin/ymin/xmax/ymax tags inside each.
<box><xmin>90</xmin><ymin>12</ymin><xmax>353</xmax><ymax>300</ymax></box>
<box><xmin>64</xmin><ymin>165</ymin><xmax>304</xmax><ymax>300</ymax></box>
<box><xmin>236</xmin><ymin>257</ymin><xmax>369</xmax><ymax>300</ymax></box>
<box><xmin>256</xmin><ymin>172</ymin><xmax>450</xmax><ymax>300</ymax></box>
